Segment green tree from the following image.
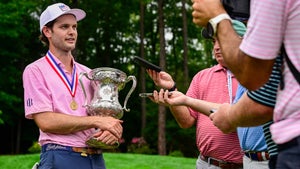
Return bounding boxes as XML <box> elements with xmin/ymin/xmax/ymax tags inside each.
<box><xmin>0</xmin><ymin>0</ymin><xmax>41</xmax><ymax>154</ymax></box>
<box><xmin>0</xmin><ymin>0</ymin><xmax>215</xmax><ymax>156</ymax></box>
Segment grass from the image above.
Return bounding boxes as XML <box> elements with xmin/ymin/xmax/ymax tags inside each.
<box><xmin>0</xmin><ymin>153</ymin><xmax>196</xmax><ymax>169</ymax></box>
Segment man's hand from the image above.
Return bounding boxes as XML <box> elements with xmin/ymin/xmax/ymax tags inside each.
<box><xmin>93</xmin><ymin>116</ymin><xmax>123</xmax><ymax>139</ymax></box>
<box><xmin>209</xmin><ymin>103</ymin><xmax>237</xmax><ymax>133</ymax></box>
<box><xmin>146</xmin><ymin>69</ymin><xmax>175</xmax><ymax>89</ymax></box>
<box><xmin>191</xmin><ymin>0</ymin><xmax>227</xmax><ymax>27</ymax></box>
<box><xmin>149</xmin><ymin>89</ymin><xmax>187</xmax><ymax>107</ymax></box>
<box><xmin>93</xmin><ymin>130</ymin><xmax>120</xmax><ymax>146</ymax></box>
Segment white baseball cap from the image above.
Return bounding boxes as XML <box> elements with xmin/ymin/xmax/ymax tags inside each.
<box><xmin>39</xmin><ymin>3</ymin><xmax>86</xmax><ymax>32</ymax></box>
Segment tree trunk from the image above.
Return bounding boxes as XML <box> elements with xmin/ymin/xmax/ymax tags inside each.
<box><xmin>158</xmin><ymin>105</ymin><xmax>166</xmax><ymax>155</ymax></box>
<box><xmin>181</xmin><ymin>0</ymin><xmax>189</xmax><ymax>88</ymax></box>
<box><xmin>16</xmin><ymin>119</ymin><xmax>21</xmax><ymax>154</ymax></box>
<box><xmin>157</xmin><ymin>0</ymin><xmax>167</xmax><ymax>155</ymax></box>
<box><xmin>139</xmin><ymin>0</ymin><xmax>147</xmax><ymax>136</ymax></box>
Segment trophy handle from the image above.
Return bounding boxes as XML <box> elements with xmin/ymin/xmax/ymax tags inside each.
<box><xmin>79</xmin><ymin>72</ymin><xmax>91</xmax><ymax>107</ymax></box>
<box><xmin>123</xmin><ymin>75</ymin><xmax>137</xmax><ymax>112</ymax></box>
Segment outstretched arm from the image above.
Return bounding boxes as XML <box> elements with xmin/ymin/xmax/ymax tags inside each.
<box><xmin>150</xmin><ymin>90</ymin><xmax>220</xmax><ymax>128</ymax></box>
<box><xmin>210</xmin><ymin>93</ymin><xmax>273</xmax><ymax>133</ymax></box>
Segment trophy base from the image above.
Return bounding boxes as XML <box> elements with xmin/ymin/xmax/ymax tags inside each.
<box><xmin>86</xmin><ymin>137</ymin><xmax>119</xmax><ymax>149</ymax></box>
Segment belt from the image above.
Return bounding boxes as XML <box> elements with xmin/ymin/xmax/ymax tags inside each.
<box><xmin>244</xmin><ymin>151</ymin><xmax>269</xmax><ymax>161</ymax></box>
<box><xmin>42</xmin><ymin>144</ymin><xmax>102</xmax><ymax>156</ymax></box>
<box><xmin>200</xmin><ymin>155</ymin><xmax>243</xmax><ymax>169</ymax></box>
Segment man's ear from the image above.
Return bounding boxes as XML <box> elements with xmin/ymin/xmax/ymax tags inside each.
<box><xmin>42</xmin><ymin>27</ymin><xmax>52</xmax><ymax>38</ymax></box>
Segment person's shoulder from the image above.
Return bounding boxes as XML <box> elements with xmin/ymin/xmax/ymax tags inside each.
<box><xmin>75</xmin><ymin>62</ymin><xmax>91</xmax><ymax>72</ymax></box>
<box><xmin>194</xmin><ymin>64</ymin><xmax>221</xmax><ymax>75</ymax></box>
<box><xmin>24</xmin><ymin>57</ymin><xmax>47</xmax><ymax>71</ymax></box>
<box><xmin>23</xmin><ymin>57</ymin><xmax>48</xmax><ymax>79</ymax></box>
<box><xmin>191</xmin><ymin>65</ymin><xmax>217</xmax><ymax>82</ymax></box>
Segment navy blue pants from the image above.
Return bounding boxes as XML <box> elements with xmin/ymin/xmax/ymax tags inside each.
<box><xmin>268</xmin><ymin>155</ymin><xmax>277</xmax><ymax>169</ymax></box>
<box><xmin>276</xmin><ymin>136</ymin><xmax>300</xmax><ymax>169</ymax></box>
<box><xmin>37</xmin><ymin>149</ymin><xmax>106</xmax><ymax>169</ymax></box>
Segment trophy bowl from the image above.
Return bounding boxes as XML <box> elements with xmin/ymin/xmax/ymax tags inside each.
<box><xmin>79</xmin><ymin>67</ymin><xmax>136</xmax><ymax>148</ymax></box>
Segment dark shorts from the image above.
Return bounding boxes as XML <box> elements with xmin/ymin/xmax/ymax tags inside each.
<box><xmin>276</xmin><ymin>135</ymin><xmax>300</xmax><ymax>169</ymax></box>
<box><xmin>38</xmin><ymin>144</ymin><xmax>106</xmax><ymax>169</ymax></box>
<box><xmin>268</xmin><ymin>155</ymin><xmax>277</xmax><ymax>169</ymax></box>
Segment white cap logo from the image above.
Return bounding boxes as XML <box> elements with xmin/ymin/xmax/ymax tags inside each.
<box><xmin>58</xmin><ymin>4</ymin><xmax>70</xmax><ymax>11</ymax></box>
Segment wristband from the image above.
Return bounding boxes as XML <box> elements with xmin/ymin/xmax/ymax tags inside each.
<box><xmin>168</xmin><ymin>82</ymin><xmax>177</xmax><ymax>91</ymax></box>
<box><xmin>207</xmin><ymin>13</ymin><xmax>231</xmax><ymax>37</ymax></box>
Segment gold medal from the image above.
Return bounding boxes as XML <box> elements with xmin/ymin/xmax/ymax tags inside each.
<box><xmin>46</xmin><ymin>52</ymin><xmax>79</xmax><ymax>111</ymax></box>
<box><xmin>70</xmin><ymin>99</ymin><xmax>78</xmax><ymax>110</ymax></box>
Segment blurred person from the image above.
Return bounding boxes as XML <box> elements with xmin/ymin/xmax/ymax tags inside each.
<box><xmin>146</xmin><ymin>20</ymin><xmax>248</xmax><ymax>169</ymax></box>
<box><xmin>210</xmin><ymin>57</ymin><xmax>282</xmax><ymax>168</ymax></box>
<box><xmin>22</xmin><ymin>3</ymin><xmax>122</xmax><ymax>169</ymax></box>
<box><xmin>151</xmin><ymin>54</ymin><xmax>282</xmax><ymax>168</ymax></box>
<box><xmin>191</xmin><ymin>1</ymin><xmax>300</xmax><ymax>168</ymax></box>
<box><xmin>150</xmin><ymin>50</ymin><xmax>282</xmax><ymax>169</ymax></box>
<box><xmin>227</xmin><ymin>84</ymin><xmax>271</xmax><ymax>169</ymax></box>
<box><xmin>204</xmin><ymin>20</ymin><xmax>274</xmax><ymax>169</ymax></box>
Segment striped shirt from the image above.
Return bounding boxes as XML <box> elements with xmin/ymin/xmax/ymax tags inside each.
<box><xmin>187</xmin><ymin>64</ymin><xmax>243</xmax><ymax>163</ymax></box>
<box><xmin>235</xmin><ymin>85</ymin><xmax>267</xmax><ymax>152</ymax></box>
<box><xmin>240</xmin><ymin>0</ymin><xmax>300</xmax><ymax>144</ymax></box>
<box><xmin>247</xmin><ymin>56</ymin><xmax>282</xmax><ymax>157</ymax></box>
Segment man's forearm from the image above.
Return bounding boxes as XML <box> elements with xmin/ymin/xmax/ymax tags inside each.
<box><xmin>217</xmin><ymin>20</ymin><xmax>274</xmax><ymax>90</ymax></box>
<box><xmin>185</xmin><ymin>97</ymin><xmax>220</xmax><ymax>116</ymax></box>
<box><xmin>169</xmin><ymin>105</ymin><xmax>195</xmax><ymax>128</ymax></box>
<box><xmin>229</xmin><ymin>94</ymin><xmax>273</xmax><ymax>127</ymax></box>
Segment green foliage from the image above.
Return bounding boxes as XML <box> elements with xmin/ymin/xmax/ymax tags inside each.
<box><xmin>0</xmin><ymin>110</ymin><xmax>4</xmax><ymax>125</ymax></box>
<box><xmin>0</xmin><ymin>0</ymin><xmax>215</xmax><ymax>155</ymax></box>
<box><xmin>0</xmin><ymin>0</ymin><xmax>40</xmax><ymax>127</ymax></box>
<box><xmin>128</xmin><ymin>144</ymin><xmax>155</xmax><ymax>154</ymax></box>
<box><xmin>168</xmin><ymin>150</ymin><xmax>184</xmax><ymax>157</ymax></box>
<box><xmin>28</xmin><ymin>142</ymin><xmax>41</xmax><ymax>154</ymax></box>
<box><xmin>127</xmin><ymin>137</ymin><xmax>155</xmax><ymax>154</ymax></box>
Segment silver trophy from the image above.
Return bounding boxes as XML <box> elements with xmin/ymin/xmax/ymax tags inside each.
<box><xmin>79</xmin><ymin>67</ymin><xmax>137</xmax><ymax>149</ymax></box>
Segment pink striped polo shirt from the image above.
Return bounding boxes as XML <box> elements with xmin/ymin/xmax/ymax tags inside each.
<box><xmin>240</xmin><ymin>0</ymin><xmax>300</xmax><ymax>144</ymax></box>
<box><xmin>187</xmin><ymin>64</ymin><xmax>243</xmax><ymax>163</ymax></box>
<box><xmin>23</xmin><ymin>54</ymin><xmax>94</xmax><ymax>147</ymax></box>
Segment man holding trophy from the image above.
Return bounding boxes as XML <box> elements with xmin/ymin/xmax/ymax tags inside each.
<box><xmin>23</xmin><ymin>2</ymin><xmax>123</xmax><ymax>169</ymax></box>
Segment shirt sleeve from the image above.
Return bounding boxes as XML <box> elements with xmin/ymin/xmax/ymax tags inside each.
<box><xmin>247</xmin><ymin>56</ymin><xmax>282</xmax><ymax>107</ymax></box>
<box><xmin>240</xmin><ymin>0</ymin><xmax>286</xmax><ymax>60</ymax></box>
<box><xmin>23</xmin><ymin>65</ymin><xmax>53</xmax><ymax>119</ymax></box>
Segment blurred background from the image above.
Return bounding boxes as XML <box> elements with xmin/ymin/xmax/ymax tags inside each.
<box><xmin>0</xmin><ymin>0</ymin><xmax>216</xmax><ymax>157</ymax></box>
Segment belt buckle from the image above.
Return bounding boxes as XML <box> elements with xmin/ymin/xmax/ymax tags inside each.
<box><xmin>72</xmin><ymin>147</ymin><xmax>89</xmax><ymax>156</ymax></box>
<box><xmin>260</xmin><ymin>151</ymin><xmax>269</xmax><ymax>161</ymax></box>
<box><xmin>207</xmin><ymin>157</ymin><xmax>212</xmax><ymax>166</ymax></box>
<box><xmin>207</xmin><ymin>157</ymin><xmax>221</xmax><ymax>167</ymax></box>
<box><xmin>80</xmin><ymin>147</ymin><xmax>102</xmax><ymax>156</ymax></box>
<box><xmin>80</xmin><ymin>151</ymin><xmax>88</xmax><ymax>157</ymax></box>
<box><xmin>80</xmin><ymin>148</ymin><xmax>89</xmax><ymax>157</ymax></box>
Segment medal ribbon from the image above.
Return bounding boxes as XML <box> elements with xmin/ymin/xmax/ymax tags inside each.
<box><xmin>45</xmin><ymin>51</ymin><xmax>78</xmax><ymax>97</ymax></box>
